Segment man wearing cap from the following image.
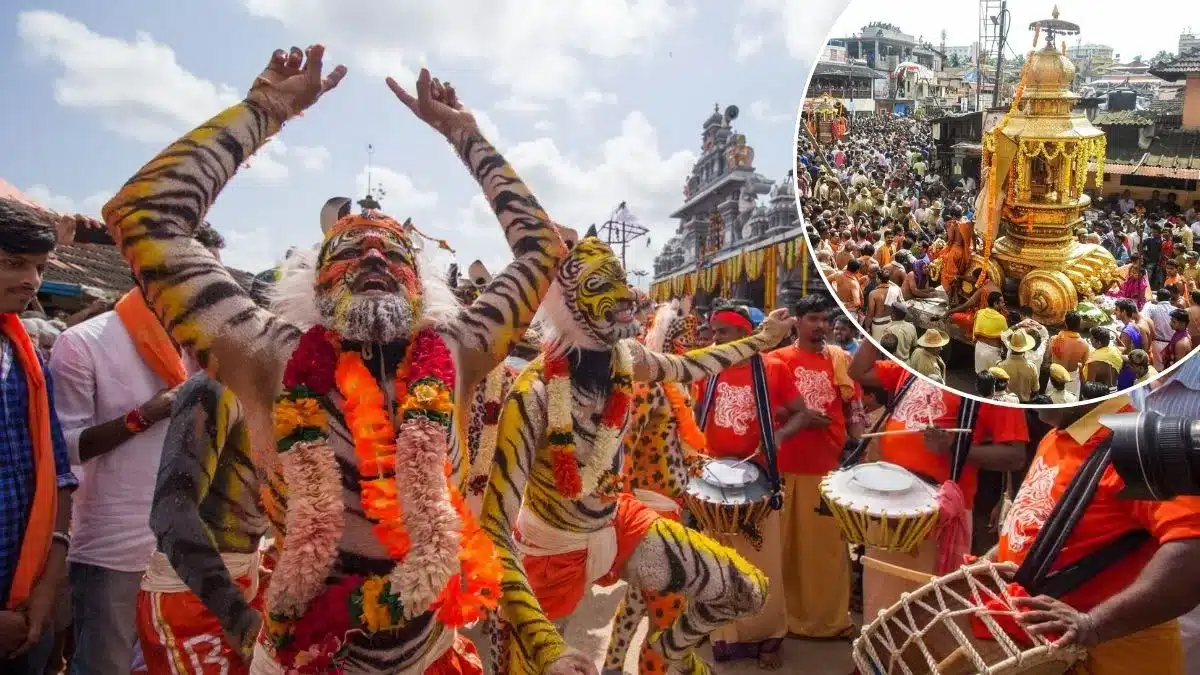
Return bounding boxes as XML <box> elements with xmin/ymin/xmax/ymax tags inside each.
<box><xmin>983</xmin><ymin>366</ymin><xmax>1019</xmax><ymax>403</ymax></box>
<box><xmin>882</xmin><ymin>303</ymin><xmax>918</xmax><ymax>361</ymax></box>
<box><xmin>907</xmin><ymin>329</ymin><xmax>948</xmax><ymax>380</ymax></box>
<box><xmin>998</xmin><ymin>329</ymin><xmax>1039</xmax><ymax>402</ymax></box>
<box><xmin>1046</xmin><ymin>364</ymin><xmax>1078</xmax><ymax>404</ymax></box>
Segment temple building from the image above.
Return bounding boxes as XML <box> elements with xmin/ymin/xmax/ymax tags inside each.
<box><xmin>649</xmin><ymin>105</ymin><xmax>819</xmax><ymax>310</ymax></box>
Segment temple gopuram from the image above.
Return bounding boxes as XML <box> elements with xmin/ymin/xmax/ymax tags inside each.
<box><xmin>970</xmin><ymin>7</ymin><xmax>1117</xmax><ymax>326</ymax></box>
<box><xmin>650</xmin><ymin>104</ymin><xmax>820</xmax><ymax>310</ymax></box>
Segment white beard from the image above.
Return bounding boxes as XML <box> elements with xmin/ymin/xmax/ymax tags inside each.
<box><xmin>317</xmin><ymin>291</ymin><xmax>415</xmax><ymax>344</ymax></box>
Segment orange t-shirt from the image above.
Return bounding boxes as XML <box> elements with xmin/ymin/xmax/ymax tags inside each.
<box><xmin>769</xmin><ymin>345</ymin><xmax>861</xmax><ymax>475</ymax></box>
<box><xmin>873</xmin><ymin>360</ymin><xmax>1029</xmax><ymax>507</ymax></box>
<box><xmin>998</xmin><ymin>399</ymin><xmax>1200</xmax><ymax>612</ymax></box>
<box><xmin>697</xmin><ymin>360</ymin><xmax>789</xmax><ymax>462</ymax></box>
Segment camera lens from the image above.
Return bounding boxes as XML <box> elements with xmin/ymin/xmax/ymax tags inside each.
<box><xmin>1102</xmin><ymin>411</ymin><xmax>1200</xmax><ymax>500</ymax></box>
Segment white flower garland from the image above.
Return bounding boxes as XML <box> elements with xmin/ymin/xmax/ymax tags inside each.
<box><xmin>545</xmin><ymin>341</ymin><xmax>633</xmax><ymax>497</ymax></box>
<box><xmin>469</xmin><ymin>366</ymin><xmax>508</xmax><ymax>484</ymax></box>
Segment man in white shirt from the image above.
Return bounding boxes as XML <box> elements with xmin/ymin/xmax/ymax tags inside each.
<box><xmin>1144</xmin><ymin>288</ymin><xmax>1177</xmax><ymax>366</ymax></box>
<box><xmin>49</xmin><ymin>227</ymin><xmax>222</xmax><ymax>675</ymax></box>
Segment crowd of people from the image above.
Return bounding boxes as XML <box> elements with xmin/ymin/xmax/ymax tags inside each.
<box><xmin>1</xmin><ymin>44</ymin><xmax>1199</xmax><ymax>675</ymax></box>
<box><xmin>796</xmin><ymin>112</ymin><xmax>1200</xmax><ymax>402</ymax></box>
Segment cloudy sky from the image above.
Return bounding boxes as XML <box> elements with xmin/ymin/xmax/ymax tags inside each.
<box><xmin>3</xmin><ymin>0</ymin><xmax>852</xmax><ymax>286</ymax></box>
<box><xmin>830</xmin><ymin>0</ymin><xmax>1200</xmax><ymax>64</ymax></box>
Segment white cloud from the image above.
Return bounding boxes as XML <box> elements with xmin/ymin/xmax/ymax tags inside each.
<box><xmin>733</xmin><ymin>24</ymin><xmax>767</xmax><ymax>61</ymax></box>
<box><xmin>22</xmin><ymin>185</ymin><xmax>111</xmax><ymax>217</ymax></box>
<box><xmin>354</xmin><ymin>167</ymin><xmax>439</xmax><ymax>214</ymax></box>
<box><xmin>414</xmin><ymin>111</ymin><xmax>696</xmax><ymax>281</ymax></box>
<box><xmin>495</xmin><ymin>98</ymin><xmax>548</xmax><ymax>115</ymax></box>
<box><xmin>733</xmin><ymin>0</ymin><xmax>851</xmax><ymax>62</ymax></box>
<box><xmin>239</xmin><ymin>0</ymin><xmax>687</xmax><ymax>104</ymax></box>
<box><xmin>748</xmin><ymin>99</ymin><xmax>794</xmax><ymax>124</ymax></box>
<box><xmin>292</xmin><ymin>145</ymin><xmax>332</xmax><ymax>171</ymax></box>
<box><xmin>15</xmin><ymin>10</ymin><xmax>315</xmax><ymax>184</ymax></box>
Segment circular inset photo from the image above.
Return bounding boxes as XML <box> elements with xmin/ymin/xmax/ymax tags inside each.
<box><xmin>795</xmin><ymin>2</ymin><xmax>1200</xmax><ymax>406</ymax></box>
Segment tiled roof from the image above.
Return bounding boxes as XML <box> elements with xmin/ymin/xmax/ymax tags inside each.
<box><xmin>1149</xmin><ymin>49</ymin><xmax>1200</xmax><ymax>81</ymax></box>
<box><xmin>1148</xmin><ymin>98</ymin><xmax>1185</xmax><ymax>117</ymax></box>
<box><xmin>812</xmin><ymin>62</ymin><xmax>887</xmax><ymax>79</ymax></box>
<box><xmin>1105</xmin><ymin>129</ymin><xmax>1200</xmax><ymax>172</ymax></box>
<box><xmin>44</xmin><ymin>243</ymin><xmax>256</xmax><ymax>297</ymax></box>
<box><xmin>1092</xmin><ymin>110</ymin><xmax>1155</xmax><ymax>126</ymax></box>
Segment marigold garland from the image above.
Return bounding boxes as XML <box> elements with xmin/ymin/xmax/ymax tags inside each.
<box><xmin>267</xmin><ymin>325</ymin><xmax>502</xmax><ymax>666</ymax></box>
<box><xmin>661</xmin><ymin>382</ymin><xmax>705</xmax><ymax>456</ymax></box>
<box><xmin>543</xmin><ymin>342</ymin><xmax>634</xmax><ymax>499</ymax></box>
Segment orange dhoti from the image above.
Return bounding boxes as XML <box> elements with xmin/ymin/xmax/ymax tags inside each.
<box><xmin>136</xmin><ymin>551</ymin><xmax>266</xmax><ymax>675</ymax></box>
<box><xmin>516</xmin><ymin>493</ymin><xmax>661</xmax><ymax>621</ymax></box>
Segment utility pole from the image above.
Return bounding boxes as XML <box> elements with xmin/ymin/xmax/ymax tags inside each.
<box><xmin>991</xmin><ymin>0</ymin><xmax>1010</xmax><ymax>108</ymax></box>
<box><xmin>598</xmin><ymin>202</ymin><xmax>649</xmax><ymax>269</ymax></box>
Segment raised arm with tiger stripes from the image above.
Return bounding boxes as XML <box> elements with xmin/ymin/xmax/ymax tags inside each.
<box><xmin>479</xmin><ymin>231</ymin><xmax>794</xmax><ymax>675</ymax></box>
<box><xmin>104</xmin><ymin>45</ymin><xmax>565</xmax><ymax>674</ymax></box>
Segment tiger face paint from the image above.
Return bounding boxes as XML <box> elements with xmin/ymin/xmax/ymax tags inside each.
<box><xmin>664</xmin><ymin>314</ymin><xmax>700</xmax><ymax>355</ymax></box>
<box><xmin>559</xmin><ymin>237</ymin><xmax>638</xmax><ymax>345</ymax></box>
<box><xmin>314</xmin><ymin>216</ymin><xmax>422</xmax><ymax>343</ymax></box>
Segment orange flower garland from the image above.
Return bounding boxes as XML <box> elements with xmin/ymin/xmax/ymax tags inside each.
<box><xmin>334</xmin><ymin>333</ymin><xmax>500</xmax><ymax>626</ymax></box>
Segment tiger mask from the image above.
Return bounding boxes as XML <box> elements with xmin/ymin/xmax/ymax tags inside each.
<box><xmin>540</xmin><ymin>226</ymin><xmax>638</xmax><ymax>351</ymax></box>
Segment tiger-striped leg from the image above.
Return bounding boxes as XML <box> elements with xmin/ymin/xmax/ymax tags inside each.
<box><xmin>603</xmin><ymin>585</ymin><xmax>647</xmax><ymax>673</ymax></box>
<box><xmin>622</xmin><ymin>518</ymin><xmax>769</xmax><ymax>675</ymax></box>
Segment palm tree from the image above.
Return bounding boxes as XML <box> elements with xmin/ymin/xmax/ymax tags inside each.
<box><xmin>1151</xmin><ymin>49</ymin><xmax>1174</xmax><ymax>65</ymax></box>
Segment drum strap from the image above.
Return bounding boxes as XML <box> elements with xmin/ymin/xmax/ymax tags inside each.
<box><xmin>697</xmin><ymin>374</ymin><xmax>719</xmax><ymax>432</ymax></box>
<box><xmin>840</xmin><ymin>374</ymin><xmax>922</xmax><ymax>468</ymax></box>
<box><xmin>748</xmin><ymin>354</ymin><xmax>782</xmax><ymax>501</ymax></box>
<box><xmin>949</xmin><ymin>397</ymin><xmax>980</xmax><ymax>483</ymax></box>
<box><xmin>1013</xmin><ymin>437</ymin><xmax>1152</xmax><ymax>598</ymax></box>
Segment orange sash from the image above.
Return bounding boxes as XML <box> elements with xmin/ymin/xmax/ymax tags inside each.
<box><xmin>3</xmin><ymin>314</ymin><xmax>57</xmax><ymax>610</ymax></box>
<box><xmin>115</xmin><ymin>289</ymin><xmax>187</xmax><ymax>388</ymax></box>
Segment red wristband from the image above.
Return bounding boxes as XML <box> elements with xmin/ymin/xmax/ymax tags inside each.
<box><xmin>124</xmin><ymin>408</ymin><xmax>151</xmax><ymax>433</ymax></box>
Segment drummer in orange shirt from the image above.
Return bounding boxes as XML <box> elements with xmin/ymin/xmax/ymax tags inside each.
<box><xmin>848</xmin><ymin>339</ymin><xmax>1028</xmax><ymax>619</ymax></box>
<box><xmin>694</xmin><ymin>305</ymin><xmax>791</xmax><ymax>668</ymax></box>
<box><xmin>769</xmin><ymin>294</ymin><xmax>864</xmax><ymax>641</ymax></box>
<box><xmin>991</xmin><ymin>395</ymin><xmax>1200</xmax><ymax>675</ymax></box>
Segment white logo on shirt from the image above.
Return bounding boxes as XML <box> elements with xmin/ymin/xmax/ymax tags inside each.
<box><xmin>1001</xmin><ymin>455</ymin><xmax>1060</xmax><ymax>551</ymax></box>
<box><xmin>713</xmin><ymin>382</ymin><xmax>756</xmax><ymax>436</ymax></box>
<box><xmin>891</xmin><ymin>380</ymin><xmax>949</xmax><ymax>430</ymax></box>
<box><xmin>793</xmin><ymin>366</ymin><xmax>836</xmax><ymax>413</ymax></box>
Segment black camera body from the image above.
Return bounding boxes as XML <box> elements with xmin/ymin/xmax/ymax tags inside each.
<box><xmin>1100</xmin><ymin>411</ymin><xmax>1200</xmax><ymax>500</ymax></box>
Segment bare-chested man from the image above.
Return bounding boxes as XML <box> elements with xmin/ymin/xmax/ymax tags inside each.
<box><xmin>865</xmin><ymin>267</ymin><xmax>903</xmax><ymax>340</ymax></box>
<box><xmin>831</xmin><ymin>259</ymin><xmax>864</xmax><ymax>314</ymax></box>
<box><xmin>1046</xmin><ymin>311</ymin><xmax>1092</xmax><ymax>396</ymax></box>
<box><xmin>1187</xmin><ymin>289</ymin><xmax>1200</xmax><ymax>347</ymax></box>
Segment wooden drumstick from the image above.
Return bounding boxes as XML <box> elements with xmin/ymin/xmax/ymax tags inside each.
<box><xmin>861</xmin><ymin>556</ymin><xmax>937</xmax><ymax>585</ymax></box>
<box><xmin>858</xmin><ymin>428</ymin><xmax>973</xmax><ymax>440</ymax></box>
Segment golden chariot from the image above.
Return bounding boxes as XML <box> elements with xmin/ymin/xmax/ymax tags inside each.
<box><xmin>969</xmin><ymin>7</ymin><xmax>1117</xmax><ymax>326</ymax></box>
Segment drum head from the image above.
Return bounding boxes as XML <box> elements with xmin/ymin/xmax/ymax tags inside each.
<box><xmin>822</xmin><ymin>462</ymin><xmax>938</xmax><ymax>517</ymax></box>
<box><xmin>687</xmin><ymin>458</ymin><xmax>769</xmax><ymax>505</ymax></box>
<box><xmin>702</xmin><ymin>459</ymin><xmax>760</xmax><ymax>488</ymax></box>
<box><xmin>849</xmin><ymin>463</ymin><xmax>914</xmax><ymax>493</ymax></box>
